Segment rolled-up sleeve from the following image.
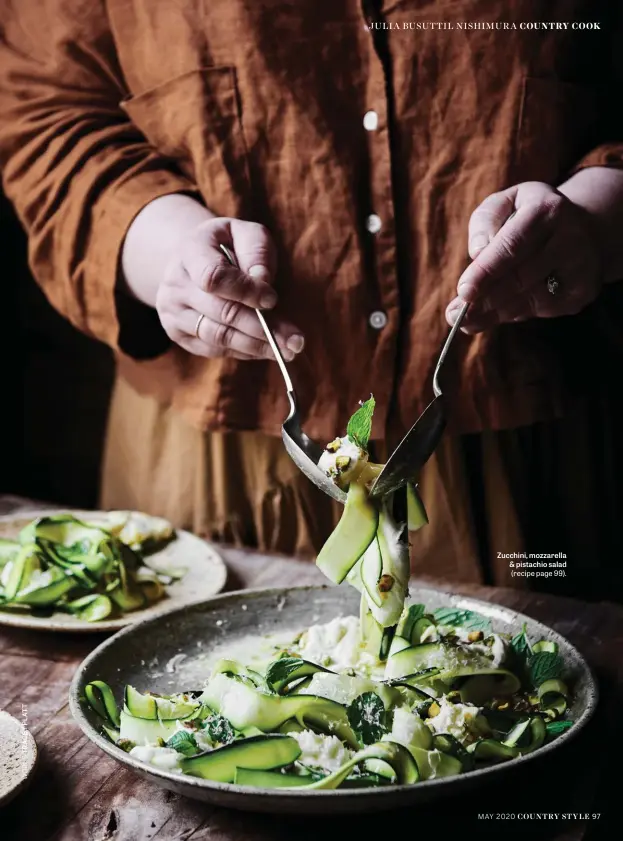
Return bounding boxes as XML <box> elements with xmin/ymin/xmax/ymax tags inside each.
<box><xmin>0</xmin><ymin>1</ymin><xmax>194</xmax><ymax>357</ymax></box>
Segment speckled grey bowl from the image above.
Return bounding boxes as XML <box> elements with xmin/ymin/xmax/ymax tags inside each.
<box><xmin>69</xmin><ymin>585</ymin><xmax>597</xmax><ymax>814</ymax></box>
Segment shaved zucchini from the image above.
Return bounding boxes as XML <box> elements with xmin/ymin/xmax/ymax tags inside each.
<box><xmin>297</xmin><ymin>740</ymin><xmax>419</xmax><ymax>790</ymax></box>
<box><xmin>1</xmin><ymin>546</ymin><xmax>35</xmax><ymax>601</ymax></box>
<box><xmin>0</xmin><ymin>538</ymin><xmax>19</xmax><ymax>568</ymax></box>
<box><xmin>201</xmin><ymin>673</ymin><xmax>359</xmax><ymax>748</ymax></box>
<box><xmin>384</xmin><ymin>643</ymin><xmax>449</xmax><ymax>679</ymax></box>
<box><xmin>316</xmin><ymin>482</ymin><xmax>378</xmax><ymax>584</ymax></box>
<box><xmin>360</xmin><ymin>538</ymin><xmax>383</xmax><ymax>607</ymax></box>
<box><xmin>181</xmin><ymin>735</ymin><xmax>301</xmax><ymax>782</ymax></box>
<box><xmin>67</xmin><ymin>594</ymin><xmax>112</xmax><ymax>622</ymax></box>
<box><xmin>458</xmin><ymin>670</ymin><xmax>521</xmax><ymax>704</ymax></box>
<box><xmin>124</xmin><ymin>686</ymin><xmax>198</xmax><ymax>721</ymax></box>
<box><xmin>388</xmin><ymin>635</ymin><xmax>411</xmax><ymax>657</ymax></box>
<box><xmin>125</xmin><ymin>685</ymin><xmax>158</xmax><ymax>719</ymax></box>
<box><xmin>406</xmin><ymin>483</ymin><xmax>429</xmax><ymax>531</ymax></box>
<box><xmin>85</xmin><ymin>681</ymin><xmax>121</xmax><ymax>728</ymax></box>
<box><xmin>520</xmin><ymin>716</ymin><xmax>546</xmax><ymax>754</ymax></box>
<box><xmin>119</xmin><ymin>709</ymin><xmax>185</xmax><ymax>743</ymax></box>
<box><xmin>265</xmin><ymin>658</ymin><xmax>331</xmax><ymax>695</ymax></box>
<box><xmin>467</xmin><ymin>739</ymin><xmax>519</xmax><ymax>762</ymax></box>
<box><xmin>12</xmin><ymin>567</ymin><xmax>75</xmax><ymax>606</ymax></box>
<box><xmin>502</xmin><ymin>718</ymin><xmax>531</xmax><ymax>747</ymax></box>
<box><xmin>234</xmin><ymin>767</ymin><xmax>312</xmax><ymax>788</ymax></box>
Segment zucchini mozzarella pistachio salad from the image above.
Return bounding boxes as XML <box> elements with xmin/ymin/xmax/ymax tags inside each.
<box><xmin>0</xmin><ymin>511</ymin><xmax>181</xmax><ymax>621</ymax></box>
<box><xmin>85</xmin><ymin>398</ymin><xmax>574</xmax><ymax>789</ymax></box>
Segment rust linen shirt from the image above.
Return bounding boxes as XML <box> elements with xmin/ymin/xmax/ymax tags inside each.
<box><xmin>1</xmin><ymin>1</ymin><xmax>622</xmax><ymax>443</ymax></box>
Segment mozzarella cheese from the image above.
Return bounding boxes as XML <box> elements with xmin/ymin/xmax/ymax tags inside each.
<box><xmin>298</xmin><ymin>615</ymin><xmax>374</xmax><ymax>671</ymax></box>
<box><xmin>424</xmin><ymin>698</ymin><xmax>489</xmax><ymax>744</ymax></box>
<box><xmin>129</xmin><ymin>745</ymin><xmax>183</xmax><ymax>772</ymax></box>
<box><xmin>318</xmin><ymin>437</ymin><xmax>368</xmax><ymax>485</ymax></box>
<box><xmin>292</xmin><ymin>730</ymin><xmax>354</xmax><ymax>772</ymax></box>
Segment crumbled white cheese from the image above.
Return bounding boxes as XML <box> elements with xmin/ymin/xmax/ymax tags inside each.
<box><xmin>306</xmin><ymin>672</ymin><xmax>377</xmax><ymax>706</ymax></box>
<box><xmin>292</xmin><ymin>730</ymin><xmax>353</xmax><ymax>772</ymax></box>
<box><xmin>425</xmin><ymin>698</ymin><xmax>489</xmax><ymax>744</ymax></box>
<box><xmin>318</xmin><ymin>437</ymin><xmax>368</xmax><ymax>485</ymax></box>
<box><xmin>386</xmin><ymin>706</ymin><xmax>433</xmax><ymax>750</ymax></box>
<box><xmin>297</xmin><ymin>615</ymin><xmax>375</xmax><ymax>671</ymax></box>
<box><xmin>129</xmin><ymin>745</ymin><xmax>183</xmax><ymax>773</ymax></box>
<box><xmin>194</xmin><ymin>729</ymin><xmax>214</xmax><ymax>753</ymax></box>
<box><xmin>437</xmin><ymin>625</ymin><xmax>508</xmax><ymax>668</ymax></box>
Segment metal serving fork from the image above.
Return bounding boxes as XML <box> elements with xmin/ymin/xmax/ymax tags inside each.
<box><xmin>368</xmin><ymin>301</ymin><xmax>470</xmax><ymax>498</ymax></box>
<box><xmin>219</xmin><ymin>245</ymin><xmax>348</xmax><ymax>504</ymax></box>
<box><xmin>219</xmin><ymin>244</ymin><xmax>468</xmax><ymax>504</ymax></box>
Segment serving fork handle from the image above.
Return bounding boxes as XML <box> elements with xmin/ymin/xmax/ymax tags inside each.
<box><xmin>219</xmin><ymin>245</ymin><xmax>295</xmax><ymax>400</ymax></box>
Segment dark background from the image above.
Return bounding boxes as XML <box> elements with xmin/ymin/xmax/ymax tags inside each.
<box><xmin>0</xmin><ymin>187</ymin><xmax>114</xmax><ymax>506</ymax></box>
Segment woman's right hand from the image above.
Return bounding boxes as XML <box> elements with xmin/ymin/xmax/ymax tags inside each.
<box><xmin>155</xmin><ymin>216</ymin><xmax>305</xmax><ymax>361</ymax></box>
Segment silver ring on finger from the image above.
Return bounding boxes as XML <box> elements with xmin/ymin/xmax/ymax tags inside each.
<box><xmin>546</xmin><ymin>273</ymin><xmax>561</xmax><ymax>295</ymax></box>
<box><xmin>194</xmin><ymin>313</ymin><xmax>205</xmax><ymax>338</ymax></box>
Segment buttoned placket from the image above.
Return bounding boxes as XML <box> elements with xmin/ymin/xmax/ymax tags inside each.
<box><xmin>359</xmin><ymin>2</ymin><xmax>401</xmax><ymax>435</ymax></box>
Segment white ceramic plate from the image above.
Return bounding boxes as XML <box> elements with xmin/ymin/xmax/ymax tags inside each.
<box><xmin>0</xmin><ymin>510</ymin><xmax>227</xmax><ymax>633</ymax></box>
<box><xmin>0</xmin><ymin>710</ymin><xmax>37</xmax><ymax>807</ymax></box>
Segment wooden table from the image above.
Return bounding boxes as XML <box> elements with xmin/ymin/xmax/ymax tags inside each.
<box><xmin>1</xmin><ymin>495</ymin><xmax>620</xmax><ymax>841</ymax></box>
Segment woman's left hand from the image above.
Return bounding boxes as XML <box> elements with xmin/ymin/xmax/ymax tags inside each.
<box><xmin>446</xmin><ymin>181</ymin><xmax>603</xmax><ymax>332</ymax></box>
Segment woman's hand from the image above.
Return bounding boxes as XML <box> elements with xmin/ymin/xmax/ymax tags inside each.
<box><xmin>445</xmin><ymin>181</ymin><xmax>604</xmax><ymax>333</ymax></box>
<box><xmin>156</xmin><ymin>216</ymin><xmax>304</xmax><ymax>361</ymax></box>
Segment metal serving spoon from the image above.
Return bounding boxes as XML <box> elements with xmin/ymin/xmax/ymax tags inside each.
<box><xmin>368</xmin><ymin>300</ymin><xmax>470</xmax><ymax>499</ymax></box>
<box><xmin>219</xmin><ymin>245</ymin><xmax>347</xmax><ymax>504</ymax></box>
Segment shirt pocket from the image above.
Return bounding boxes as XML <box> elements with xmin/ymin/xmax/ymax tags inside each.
<box><xmin>121</xmin><ymin>66</ymin><xmax>251</xmax><ymax>215</ymax></box>
<box><xmin>513</xmin><ymin>76</ymin><xmax>602</xmax><ymax>184</ymax></box>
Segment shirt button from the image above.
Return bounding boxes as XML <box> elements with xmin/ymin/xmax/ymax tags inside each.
<box><xmin>366</xmin><ymin>213</ymin><xmax>382</xmax><ymax>234</ymax></box>
<box><xmin>369</xmin><ymin>310</ymin><xmax>388</xmax><ymax>330</ymax></box>
<box><xmin>363</xmin><ymin>110</ymin><xmax>379</xmax><ymax>131</ymax></box>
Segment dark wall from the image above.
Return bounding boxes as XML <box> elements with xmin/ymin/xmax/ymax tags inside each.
<box><xmin>0</xmin><ymin>189</ymin><xmax>114</xmax><ymax>507</ymax></box>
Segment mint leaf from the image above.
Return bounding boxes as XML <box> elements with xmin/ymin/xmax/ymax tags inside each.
<box><xmin>433</xmin><ymin>607</ymin><xmax>492</xmax><ymax>633</ymax></box>
<box><xmin>403</xmin><ymin>603</ymin><xmax>425</xmax><ymax>624</ymax></box>
<box><xmin>346</xmin><ymin>396</ymin><xmax>376</xmax><ymax>450</ymax></box>
<box><xmin>545</xmin><ymin>720</ymin><xmax>573</xmax><ymax>737</ymax></box>
<box><xmin>528</xmin><ymin>651</ymin><xmax>564</xmax><ymax>687</ymax></box>
<box><xmin>265</xmin><ymin>657</ymin><xmax>330</xmax><ymax>693</ymax></box>
<box><xmin>510</xmin><ymin>623</ymin><xmax>532</xmax><ymax>661</ymax></box>
<box><xmin>166</xmin><ymin>730</ymin><xmax>198</xmax><ymax>756</ymax></box>
<box><xmin>202</xmin><ymin>713</ymin><xmax>235</xmax><ymax>746</ymax></box>
<box><xmin>347</xmin><ymin>692</ymin><xmax>392</xmax><ymax>746</ymax></box>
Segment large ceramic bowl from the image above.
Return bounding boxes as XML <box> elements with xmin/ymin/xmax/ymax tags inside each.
<box><xmin>69</xmin><ymin>585</ymin><xmax>597</xmax><ymax>815</ymax></box>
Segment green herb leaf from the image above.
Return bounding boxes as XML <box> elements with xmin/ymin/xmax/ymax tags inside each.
<box><xmin>510</xmin><ymin>622</ymin><xmax>532</xmax><ymax>660</ymax></box>
<box><xmin>265</xmin><ymin>657</ymin><xmax>306</xmax><ymax>690</ymax></box>
<box><xmin>166</xmin><ymin>730</ymin><xmax>198</xmax><ymax>756</ymax></box>
<box><xmin>202</xmin><ymin>713</ymin><xmax>236</xmax><ymax>746</ymax></box>
<box><xmin>433</xmin><ymin>607</ymin><xmax>492</xmax><ymax>633</ymax></box>
<box><xmin>545</xmin><ymin>720</ymin><xmax>573</xmax><ymax>736</ymax></box>
<box><xmin>265</xmin><ymin>657</ymin><xmax>329</xmax><ymax>694</ymax></box>
<box><xmin>347</xmin><ymin>692</ymin><xmax>393</xmax><ymax>746</ymax></box>
<box><xmin>402</xmin><ymin>603</ymin><xmax>425</xmax><ymax>625</ymax></box>
<box><xmin>346</xmin><ymin>396</ymin><xmax>376</xmax><ymax>450</ymax></box>
<box><xmin>529</xmin><ymin>651</ymin><xmax>565</xmax><ymax>687</ymax></box>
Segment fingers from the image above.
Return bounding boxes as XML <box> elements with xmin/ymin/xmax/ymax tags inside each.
<box><xmin>178</xmin><ymin>308</ymin><xmax>298</xmax><ymax>361</ymax></box>
<box><xmin>458</xmin><ymin>183</ymin><xmax>562</xmax><ymax>304</ymax></box>
<box><xmin>467</xmin><ymin>189</ymin><xmax>516</xmax><ymax>258</ymax></box>
<box><xmin>156</xmin><ymin>217</ymin><xmax>306</xmax><ymax>362</ymax></box>
<box><xmin>183</xmin><ymin>218</ymin><xmax>278</xmax><ymax>309</ymax></box>
<box><xmin>184</xmin><ymin>285</ymin><xmax>303</xmax><ymax>352</ymax></box>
